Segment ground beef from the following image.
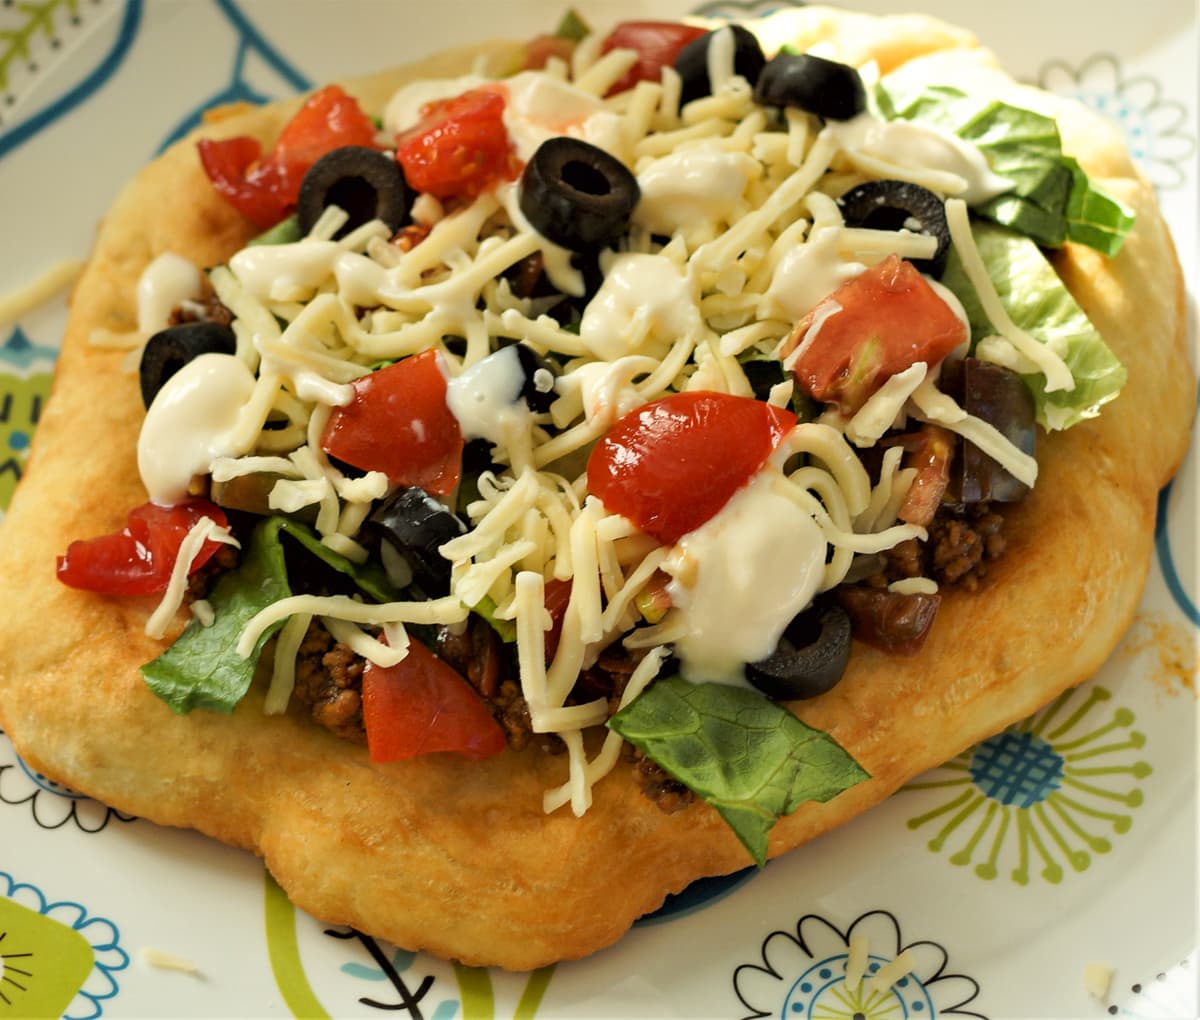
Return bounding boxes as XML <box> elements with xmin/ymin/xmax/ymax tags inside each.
<box><xmin>435</xmin><ymin>616</ymin><xmax>506</xmax><ymax>698</ymax></box>
<box><xmin>624</xmin><ymin>745</ymin><xmax>695</xmax><ymax>813</ymax></box>
<box><xmin>494</xmin><ymin>679</ymin><xmax>564</xmax><ymax>755</ymax></box>
<box><xmin>292</xmin><ymin>623</ymin><xmax>367</xmax><ymax>744</ymax></box>
<box><xmin>877</xmin><ymin>503</ymin><xmax>1007</xmax><ymax>591</ymax></box>
<box><xmin>186</xmin><ymin>542</ymin><xmax>239</xmax><ymax>600</ymax></box>
<box><xmin>281</xmin><ymin>613</ymin><xmax>692</xmax><ymax>814</ymax></box>
<box><xmin>168</xmin><ymin>293</ymin><xmax>234</xmax><ymax>328</ymax></box>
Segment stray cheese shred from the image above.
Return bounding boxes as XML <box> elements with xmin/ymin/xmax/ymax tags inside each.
<box><xmin>0</xmin><ymin>257</ymin><xmax>84</xmax><ymax>327</ymax></box>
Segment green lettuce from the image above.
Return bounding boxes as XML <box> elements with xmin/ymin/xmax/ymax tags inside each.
<box><xmin>246</xmin><ymin>214</ymin><xmax>302</xmax><ymax>247</ymax></box>
<box><xmin>609</xmin><ymin>675</ymin><xmax>869</xmax><ymax>866</ymax></box>
<box><xmin>141</xmin><ymin>516</ymin><xmax>397</xmax><ymax>714</ymax></box>
<box><xmin>940</xmin><ymin>220</ymin><xmax>1127</xmax><ymax>430</ymax></box>
<box><xmin>876</xmin><ymin>83</ymin><xmax>1134</xmax><ymax>255</ymax></box>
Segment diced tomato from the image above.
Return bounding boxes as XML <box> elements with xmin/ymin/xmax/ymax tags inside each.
<box><xmin>56</xmin><ymin>499</ymin><xmax>228</xmax><ymax>596</ymax></box>
<box><xmin>882</xmin><ymin>424</ymin><xmax>957</xmax><ymax>527</ymax></box>
<box><xmin>784</xmin><ymin>254</ymin><xmax>968</xmax><ymax>415</ymax></box>
<box><xmin>362</xmin><ymin>639</ymin><xmax>506</xmax><ymax>762</ymax></box>
<box><xmin>523</xmin><ymin>34</ymin><xmax>577</xmax><ymax>70</ymax></box>
<box><xmin>197</xmin><ymin>85</ymin><xmax>377</xmax><ymax>228</ymax></box>
<box><xmin>542</xmin><ymin>577</ymin><xmax>573</xmax><ymax>662</ymax></box>
<box><xmin>394</xmin><ymin>87</ymin><xmax>521</xmax><ymax>201</ymax></box>
<box><xmin>586</xmin><ymin>392</ymin><xmax>796</xmax><ymax>545</ymax></box>
<box><xmin>320</xmin><ymin>350</ymin><xmax>464</xmax><ymax>497</ymax></box>
<box><xmin>599</xmin><ymin>21</ymin><xmax>708</xmax><ymax>95</ymax></box>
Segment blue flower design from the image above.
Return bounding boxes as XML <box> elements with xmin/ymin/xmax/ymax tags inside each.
<box><xmin>1039</xmin><ymin>54</ymin><xmax>1195</xmax><ymax>190</ymax></box>
<box><xmin>0</xmin><ymin>871</ymin><xmax>129</xmax><ymax>1019</ymax></box>
<box><xmin>0</xmin><ymin>730</ymin><xmax>136</xmax><ymax>832</ymax></box>
<box><xmin>734</xmin><ymin>910</ymin><xmax>985</xmax><ymax>1019</ymax></box>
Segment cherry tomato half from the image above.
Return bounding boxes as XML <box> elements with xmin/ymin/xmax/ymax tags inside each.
<box><xmin>587</xmin><ymin>391</ymin><xmax>796</xmax><ymax>545</ymax></box>
<box><xmin>56</xmin><ymin>499</ymin><xmax>229</xmax><ymax>596</ymax></box>
<box><xmin>320</xmin><ymin>349</ymin><xmax>464</xmax><ymax>497</ymax></box>
<box><xmin>197</xmin><ymin>85</ymin><xmax>378</xmax><ymax>228</ymax></box>
<box><xmin>599</xmin><ymin>21</ymin><xmax>708</xmax><ymax>95</ymax></box>
<box><xmin>394</xmin><ymin>87</ymin><xmax>522</xmax><ymax>201</ymax></box>
<box><xmin>362</xmin><ymin>638</ymin><xmax>506</xmax><ymax>762</ymax></box>
<box><xmin>785</xmin><ymin>254</ymin><xmax>968</xmax><ymax>415</ymax></box>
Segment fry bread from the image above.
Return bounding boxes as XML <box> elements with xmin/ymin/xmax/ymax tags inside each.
<box><xmin>0</xmin><ymin>9</ymin><xmax>1192</xmax><ymax>969</ymax></box>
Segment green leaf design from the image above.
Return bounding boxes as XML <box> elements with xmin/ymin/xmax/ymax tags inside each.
<box><xmin>0</xmin><ymin>0</ymin><xmax>78</xmax><ymax>92</ymax></box>
<box><xmin>609</xmin><ymin>676</ymin><xmax>869</xmax><ymax>866</ymax></box>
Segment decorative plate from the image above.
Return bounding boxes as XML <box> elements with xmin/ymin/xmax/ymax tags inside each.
<box><xmin>0</xmin><ymin>2</ymin><xmax>1195</xmax><ymax>1017</ymax></box>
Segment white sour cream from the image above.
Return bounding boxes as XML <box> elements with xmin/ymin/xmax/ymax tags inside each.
<box><xmin>830</xmin><ymin>113</ymin><xmax>1012</xmax><ymax>204</ymax></box>
<box><xmin>579</xmin><ymin>253</ymin><xmax>700</xmax><ymax>362</ymax></box>
<box><xmin>570</xmin><ymin>355</ymin><xmax>658</xmax><ymax>427</ymax></box>
<box><xmin>334</xmin><ymin>251</ymin><xmax>389</xmax><ymax>308</ymax></box>
<box><xmin>138</xmin><ymin>353</ymin><xmax>256</xmax><ymax>504</ymax></box>
<box><xmin>760</xmin><ymin>225</ymin><xmax>866</xmax><ymax>323</ymax></box>
<box><xmin>633</xmin><ymin>148</ymin><xmax>759</xmax><ymax>237</ymax></box>
<box><xmin>229</xmin><ymin>240</ymin><xmax>342</xmax><ymax>302</ymax></box>
<box><xmin>137</xmin><ymin>253</ymin><xmax>203</xmax><ymax>334</ymax></box>
<box><xmin>445</xmin><ymin>344</ymin><xmax>535</xmax><ymax>444</ymax></box>
<box><xmin>499</xmin><ymin>71</ymin><xmax>610</xmax><ymax>162</ymax></box>
<box><xmin>664</xmin><ymin>469</ymin><xmax>827</xmax><ymax>686</ymax></box>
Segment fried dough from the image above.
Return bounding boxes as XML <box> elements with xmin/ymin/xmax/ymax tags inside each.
<box><xmin>0</xmin><ymin>10</ymin><xmax>1192</xmax><ymax>969</ymax></box>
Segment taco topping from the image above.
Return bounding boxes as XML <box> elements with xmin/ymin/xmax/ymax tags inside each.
<box><xmin>58</xmin><ymin>13</ymin><xmax>1137</xmax><ymax>865</ymax></box>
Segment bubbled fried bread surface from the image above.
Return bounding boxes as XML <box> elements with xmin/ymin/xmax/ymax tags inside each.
<box><xmin>0</xmin><ymin>11</ymin><xmax>1192</xmax><ymax>969</ymax></box>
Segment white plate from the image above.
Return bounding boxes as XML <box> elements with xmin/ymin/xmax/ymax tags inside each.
<box><xmin>0</xmin><ymin>2</ymin><xmax>1195</xmax><ymax>1017</ymax></box>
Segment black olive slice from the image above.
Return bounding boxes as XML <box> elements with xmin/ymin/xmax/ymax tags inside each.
<box><xmin>674</xmin><ymin>24</ymin><xmax>766</xmax><ymax>107</ymax></box>
<box><xmin>518</xmin><ymin>137</ymin><xmax>640</xmax><ymax>252</ymax></box>
<box><xmin>139</xmin><ymin>321</ymin><xmax>237</xmax><ymax>409</ymax></box>
<box><xmin>835</xmin><ymin>585</ymin><xmax>940</xmax><ymax>656</ymax></box>
<box><xmin>512</xmin><ymin>344</ymin><xmax>558</xmax><ymax>413</ymax></box>
<box><xmin>754</xmin><ymin>51</ymin><xmax>866</xmax><ymax>121</ymax></box>
<box><xmin>837</xmin><ymin>179</ymin><xmax>952</xmax><ymax>277</ymax></box>
<box><xmin>745</xmin><ymin>599</ymin><xmax>852</xmax><ymax>701</ymax></box>
<box><xmin>296</xmin><ymin>145</ymin><xmax>413</xmax><ymax>238</ymax></box>
<box><xmin>940</xmin><ymin>358</ymin><xmax>1036</xmax><ymax>503</ymax></box>
<box><xmin>365</xmin><ymin>486</ymin><xmax>466</xmax><ymax>597</ymax></box>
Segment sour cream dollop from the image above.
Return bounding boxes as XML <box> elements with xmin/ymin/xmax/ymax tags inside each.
<box><xmin>579</xmin><ymin>253</ymin><xmax>700</xmax><ymax>362</ymax></box>
<box><xmin>138</xmin><ymin>353</ymin><xmax>256</xmax><ymax>505</ymax></box>
<box><xmin>664</xmin><ymin>468</ymin><xmax>826</xmax><ymax>685</ymax></box>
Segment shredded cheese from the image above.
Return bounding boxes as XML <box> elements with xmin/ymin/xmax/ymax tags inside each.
<box><xmin>0</xmin><ymin>258</ymin><xmax>84</xmax><ymax>327</ymax></box>
<box><xmin>145</xmin><ymin>520</ymin><xmax>240</xmax><ymax>640</ymax></box>
<box><xmin>909</xmin><ymin>376</ymin><xmax>1039</xmax><ymax>487</ymax></box>
<box><xmin>944</xmin><ymin>197</ymin><xmax>1073</xmax><ymax>392</ymax></box>
<box><xmin>844</xmin><ymin>932</ymin><xmax>869</xmax><ymax>992</ymax></box>
<box><xmin>868</xmin><ymin>948</ymin><xmax>921</xmax><ymax>994</ymax></box>
<box><xmin>123</xmin><ymin>19</ymin><xmax>1100</xmax><ymax>818</ymax></box>
<box><xmin>140</xmin><ymin>947</ymin><xmax>203</xmax><ymax>976</ymax></box>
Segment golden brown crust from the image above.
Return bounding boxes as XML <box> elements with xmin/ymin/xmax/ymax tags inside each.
<box><xmin>0</xmin><ymin>9</ymin><xmax>1192</xmax><ymax>969</ymax></box>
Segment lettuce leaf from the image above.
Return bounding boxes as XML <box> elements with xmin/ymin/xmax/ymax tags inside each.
<box><xmin>940</xmin><ymin>220</ymin><xmax>1127</xmax><ymax>430</ymax></box>
<box><xmin>141</xmin><ymin>516</ymin><xmax>397</xmax><ymax>714</ymax></box>
<box><xmin>609</xmin><ymin>675</ymin><xmax>869</xmax><ymax>866</ymax></box>
<box><xmin>876</xmin><ymin>83</ymin><xmax>1134</xmax><ymax>255</ymax></box>
<box><xmin>141</xmin><ymin>517</ymin><xmax>292</xmax><ymax>714</ymax></box>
